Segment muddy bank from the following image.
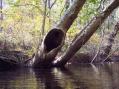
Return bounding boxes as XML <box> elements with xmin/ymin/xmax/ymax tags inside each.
<box><xmin>0</xmin><ymin>50</ymin><xmax>29</xmax><ymax>68</ymax></box>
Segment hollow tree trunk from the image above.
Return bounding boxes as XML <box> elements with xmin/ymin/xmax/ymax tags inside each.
<box><xmin>54</xmin><ymin>0</ymin><xmax>119</xmax><ymax>67</ymax></box>
<box><xmin>99</xmin><ymin>21</ymin><xmax>119</xmax><ymax>62</ymax></box>
<box><xmin>29</xmin><ymin>0</ymin><xmax>86</xmax><ymax>68</ymax></box>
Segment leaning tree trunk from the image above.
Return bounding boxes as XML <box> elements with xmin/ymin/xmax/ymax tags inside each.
<box><xmin>99</xmin><ymin>21</ymin><xmax>119</xmax><ymax>62</ymax></box>
<box><xmin>54</xmin><ymin>0</ymin><xmax>119</xmax><ymax>67</ymax></box>
<box><xmin>29</xmin><ymin>0</ymin><xmax>86</xmax><ymax>68</ymax></box>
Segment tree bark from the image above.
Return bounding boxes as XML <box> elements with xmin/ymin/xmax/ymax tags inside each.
<box><xmin>100</xmin><ymin>21</ymin><xmax>119</xmax><ymax>62</ymax></box>
<box><xmin>0</xmin><ymin>0</ymin><xmax>3</xmax><ymax>20</ymax></box>
<box><xmin>29</xmin><ymin>0</ymin><xmax>86</xmax><ymax>68</ymax></box>
<box><xmin>56</xmin><ymin>0</ymin><xmax>86</xmax><ymax>32</ymax></box>
<box><xmin>41</xmin><ymin>0</ymin><xmax>47</xmax><ymax>36</ymax></box>
<box><xmin>54</xmin><ymin>0</ymin><xmax>119</xmax><ymax>67</ymax></box>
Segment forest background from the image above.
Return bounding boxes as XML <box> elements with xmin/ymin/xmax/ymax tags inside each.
<box><xmin>1</xmin><ymin>0</ymin><xmax>119</xmax><ymax>63</ymax></box>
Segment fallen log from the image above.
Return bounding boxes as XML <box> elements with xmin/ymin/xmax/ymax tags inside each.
<box><xmin>0</xmin><ymin>50</ymin><xmax>29</xmax><ymax>68</ymax></box>
<box><xmin>0</xmin><ymin>56</ymin><xmax>20</xmax><ymax>68</ymax></box>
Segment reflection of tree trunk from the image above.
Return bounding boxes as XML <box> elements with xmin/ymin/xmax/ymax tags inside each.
<box><xmin>30</xmin><ymin>0</ymin><xmax>86</xmax><ymax>68</ymax></box>
<box><xmin>99</xmin><ymin>21</ymin><xmax>119</xmax><ymax>62</ymax></box>
<box><xmin>54</xmin><ymin>0</ymin><xmax>119</xmax><ymax>67</ymax></box>
<box><xmin>57</xmin><ymin>68</ymin><xmax>88</xmax><ymax>89</ymax></box>
<box><xmin>34</xmin><ymin>69</ymin><xmax>63</xmax><ymax>89</ymax></box>
<box><xmin>34</xmin><ymin>68</ymin><xmax>87</xmax><ymax>89</ymax></box>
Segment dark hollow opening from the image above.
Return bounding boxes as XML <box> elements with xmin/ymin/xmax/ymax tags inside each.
<box><xmin>44</xmin><ymin>28</ymin><xmax>64</xmax><ymax>52</ymax></box>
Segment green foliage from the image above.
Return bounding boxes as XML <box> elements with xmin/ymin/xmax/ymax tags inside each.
<box><xmin>1</xmin><ymin>0</ymin><xmax>102</xmax><ymax>56</ymax></box>
<box><xmin>89</xmin><ymin>0</ymin><xmax>97</xmax><ymax>4</ymax></box>
<box><xmin>78</xmin><ymin>0</ymin><xmax>101</xmax><ymax>25</ymax></box>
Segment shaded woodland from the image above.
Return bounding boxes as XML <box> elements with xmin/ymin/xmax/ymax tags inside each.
<box><xmin>1</xmin><ymin>0</ymin><xmax>119</xmax><ymax>68</ymax></box>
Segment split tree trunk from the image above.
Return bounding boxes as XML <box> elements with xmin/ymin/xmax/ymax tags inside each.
<box><xmin>30</xmin><ymin>0</ymin><xmax>86</xmax><ymax>68</ymax></box>
<box><xmin>99</xmin><ymin>21</ymin><xmax>119</xmax><ymax>62</ymax></box>
<box><xmin>54</xmin><ymin>0</ymin><xmax>119</xmax><ymax>67</ymax></box>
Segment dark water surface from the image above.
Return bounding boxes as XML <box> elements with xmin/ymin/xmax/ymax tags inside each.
<box><xmin>0</xmin><ymin>63</ymin><xmax>119</xmax><ymax>89</ymax></box>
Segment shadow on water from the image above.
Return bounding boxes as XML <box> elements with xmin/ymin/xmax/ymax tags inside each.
<box><xmin>0</xmin><ymin>63</ymin><xmax>119</xmax><ymax>89</ymax></box>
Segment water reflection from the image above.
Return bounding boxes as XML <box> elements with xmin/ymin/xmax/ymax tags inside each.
<box><xmin>0</xmin><ymin>69</ymin><xmax>37</xmax><ymax>89</ymax></box>
<box><xmin>0</xmin><ymin>63</ymin><xmax>119</xmax><ymax>89</ymax></box>
<box><xmin>34</xmin><ymin>69</ymin><xmax>63</xmax><ymax>89</ymax></box>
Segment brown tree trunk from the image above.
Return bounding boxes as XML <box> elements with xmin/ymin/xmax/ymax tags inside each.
<box><xmin>29</xmin><ymin>0</ymin><xmax>86</xmax><ymax>68</ymax></box>
<box><xmin>41</xmin><ymin>0</ymin><xmax>47</xmax><ymax>36</ymax></box>
<box><xmin>54</xmin><ymin>0</ymin><xmax>119</xmax><ymax>67</ymax></box>
<box><xmin>99</xmin><ymin>21</ymin><xmax>119</xmax><ymax>62</ymax></box>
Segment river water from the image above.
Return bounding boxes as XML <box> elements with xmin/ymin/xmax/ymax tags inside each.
<box><xmin>0</xmin><ymin>63</ymin><xmax>119</xmax><ymax>89</ymax></box>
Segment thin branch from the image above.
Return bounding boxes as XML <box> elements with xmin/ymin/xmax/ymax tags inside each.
<box><xmin>102</xmin><ymin>48</ymin><xmax>119</xmax><ymax>63</ymax></box>
<box><xmin>91</xmin><ymin>28</ymin><xmax>105</xmax><ymax>63</ymax></box>
<box><xmin>50</xmin><ymin>0</ymin><xmax>57</xmax><ymax>9</ymax></box>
